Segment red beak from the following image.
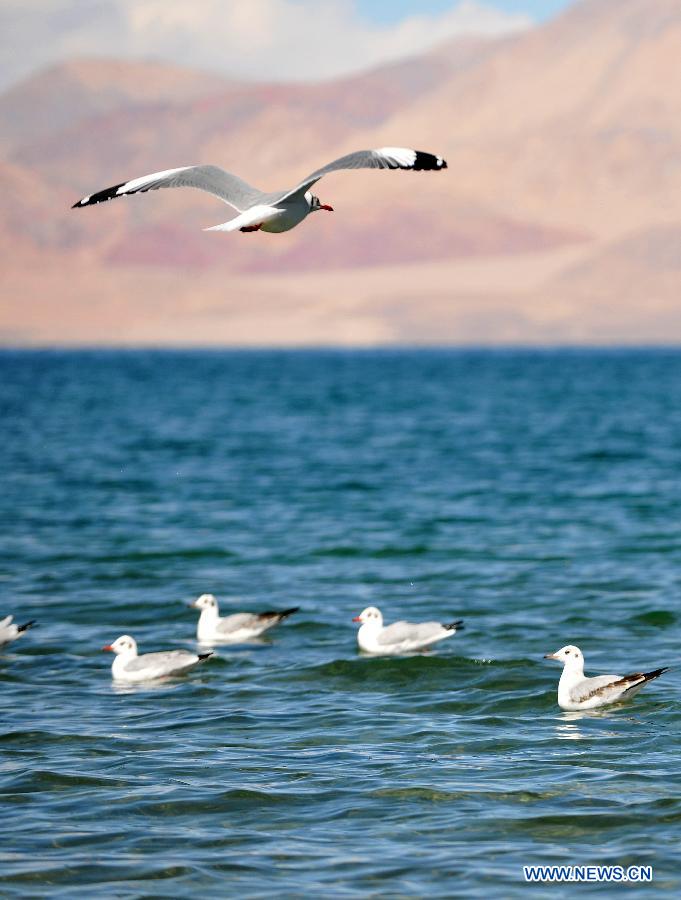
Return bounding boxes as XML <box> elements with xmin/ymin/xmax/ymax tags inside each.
<box><xmin>320</xmin><ymin>204</ymin><xmax>334</xmax><ymax>212</ymax></box>
<box><xmin>352</xmin><ymin>616</ymin><xmax>361</xmax><ymax>622</ymax></box>
<box><xmin>102</xmin><ymin>644</ymin><xmax>113</xmax><ymax>652</ymax></box>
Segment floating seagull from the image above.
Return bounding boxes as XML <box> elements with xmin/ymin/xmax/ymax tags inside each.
<box><xmin>0</xmin><ymin>615</ymin><xmax>36</xmax><ymax>648</ymax></box>
<box><xmin>102</xmin><ymin>634</ymin><xmax>212</xmax><ymax>683</ymax></box>
<box><xmin>544</xmin><ymin>645</ymin><xmax>668</xmax><ymax>711</ymax></box>
<box><xmin>189</xmin><ymin>593</ymin><xmax>299</xmax><ymax>643</ymax></box>
<box><xmin>72</xmin><ymin>147</ymin><xmax>446</xmax><ymax>234</ymax></box>
<box><xmin>352</xmin><ymin>606</ymin><xmax>463</xmax><ymax>656</ymax></box>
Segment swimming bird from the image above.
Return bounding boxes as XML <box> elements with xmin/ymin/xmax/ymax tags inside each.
<box><xmin>189</xmin><ymin>593</ymin><xmax>299</xmax><ymax>643</ymax></box>
<box><xmin>72</xmin><ymin>147</ymin><xmax>447</xmax><ymax>234</ymax></box>
<box><xmin>352</xmin><ymin>606</ymin><xmax>463</xmax><ymax>656</ymax></box>
<box><xmin>0</xmin><ymin>615</ymin><xmax>36</xmax><ymax>648</ymax></box>
<box><xmin>102</xmin><ymin>634</ymin><xmax>212</xmax><ymax>683</ymax></box>
<box><xmin>544</xmin><ymin>645</ymin><xmax>668</xmax><ymax>711</ymax></box>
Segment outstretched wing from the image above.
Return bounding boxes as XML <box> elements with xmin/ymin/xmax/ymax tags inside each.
<box><xmin>72</xmin><ymin>165</ymin><xmax>263</xmax><ymax>213</ymax></box>
<box><xmin>275</xmin><ymin>147</ymin><xmax>447</xmax><ymax>203</ymax></box>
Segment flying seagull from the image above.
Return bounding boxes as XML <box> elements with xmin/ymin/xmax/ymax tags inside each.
<box><xmin>544</xmin><ymin>644</ymin><xmax>668</xmax><ymax>711</ymax></box>
<box><xmin>102</xmin><ymin>634</ymin><xmax>212</xmax><ymax>683</ymax></box>
<box><xmin>352</xmin><ymin>606</ymin><xmax>463</xmax><ymax>656</ymax></box>
<box><xmin>188</xmin><ymin>593</ymin><xmax>298</xmax><ymax>643</ymax></box>
<box><xmin>72</xmin><ymin>147</ymin><xmax>447</xmax><ymax>234</ymax></box>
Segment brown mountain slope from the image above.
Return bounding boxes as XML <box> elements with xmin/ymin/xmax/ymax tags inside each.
<box><xmin>7</xmin><ymin>36</ymin><xmax>571</xmax><ymax>272</ymax></box>
<box><xmin>372</xmin><ymin>0</ymin><xmax>681</xmax><ymax>235</ymax></box>
<box><xmin>1</xmin><ymin>0</ymin><xmax>681</xmax><ymax>344</ymax></box>
<box><xmin>6</xmin><ymin>40</ymin><xmax>481</xmax><ymax>182</ymax></box>
<box><xmin>0</xmin><ymin>58</ymin><xmax>233</xmax><ymax>155</ymax></box>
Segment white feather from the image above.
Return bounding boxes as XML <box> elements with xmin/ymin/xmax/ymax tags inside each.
<box><xmin>376</xmin><ymin>147</ymin><xmax>417</xmax><ymax>167</ymax></box>
<box><xmin>204</xmin><ymin>205</ymin><xmax>282</xmax><ymax>233</ymax></box>
<box><xmin>117</xmin><ymin>166</ymin><xmax>193</xmax><ymax>195</ymax></box>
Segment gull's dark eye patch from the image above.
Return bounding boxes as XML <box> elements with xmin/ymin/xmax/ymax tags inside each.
<box><xmin>565</xmin><ymin>650</ymin><xmax>570</xmax><ymax>655</ymax></box>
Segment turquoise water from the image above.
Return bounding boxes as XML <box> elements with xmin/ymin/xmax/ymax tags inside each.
<box><xmin>1</xmin><ymin>349</ymin><xmax>679</xmax><ymax>897</ymax></box>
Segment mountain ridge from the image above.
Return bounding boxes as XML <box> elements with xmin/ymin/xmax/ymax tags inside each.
<box><xmin>1</xmin><ymin>0</ymin><xmax>680</xmax><ymax>344</ymax></box>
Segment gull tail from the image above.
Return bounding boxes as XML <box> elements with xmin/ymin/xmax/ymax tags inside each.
<box><xmin>203</xmin><ymin>220</ymin><xmax>243</xmax><ymax>233</ymax></box>
<box><xmin>258</xmin><ymin>607</ymin><xmax>299</xmax><ymax>622</ymax></box>
<box><xmin>277</xmin><ymin>607</ymin><xmax>300</xmax><ymax>619</ymax></box>
<box><xmin>615</xmin><ymin>666</ymin><xmax>668</xmax><ymax>700</ymax></box>
<box><xmin>204</xmin><ymin>205</ymin><xmax>279</xmax><ymax>233</ymax></box>
<box><xmin>640</xmin><ymin>666</ymin><xmax>669</xmax><ymax>682</ymax></box>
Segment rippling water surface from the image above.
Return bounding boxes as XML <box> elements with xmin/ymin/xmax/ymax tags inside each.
<box><xmin>1</xmin><ymin>349</ymin><xmax>680</xmax><ymax>897</ymax></box>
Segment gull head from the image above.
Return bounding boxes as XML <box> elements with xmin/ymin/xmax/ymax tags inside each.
<box><xmin>544</xmin><ymin>645</ymin><xmax>583</xmax><ymax>669</ymax></box>
<box><xmin>190</xmin><ymin>593</ymin><xmax>218</xmax><ymax>611</ymax></box>
<box><xmin>102</xmin><ymin>634</ymin><xmax>138</xmax><ymax>656</ymax></box>
<box><xmin>307</xmin><ymin>192</ymin><xmax>333</xmax><ymax>213</ymax></box>
<box><xmin>352</xmin><ymin>606</ymin><xmax>383</xmax><ymax>626</ymax></box>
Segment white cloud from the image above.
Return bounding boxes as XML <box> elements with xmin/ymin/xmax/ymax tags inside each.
<box><xmin>0</xmin><ymin>0</ymin><xmax>532</xmax><ymax>89</ymax></box>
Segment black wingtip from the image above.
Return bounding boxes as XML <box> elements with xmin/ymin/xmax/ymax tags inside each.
<box><xmin>444</xmin><ymin>619</ymin><xmax>463</xmax><ymax>631</ymax></box>
<box><xmin>413</xmin><ymin>150</ymin><xmax>447</xmax><ymax>172</ymax></box>
<box><xmin>198</xmin><ymin>652</ymin><xmax>213</xmax><ymax>662</ymax></box>
<box><xmin>258</xmin><ymin>607</ymin><xmax>299</xmax><ymax>621</ymax></box>
<box><xmin>18</xmin><ymin>620</ymin><xmax>36</xmax><ymax>633</ymax></box>
<box><xmin>71</xmin><ymin>181</ymin><xmax>128</xmax><ymax>209</ymax></box>
<box><xmin>644</xmin><ymin>666</ymin><xmax>669</xmax><ymax>680</ymax></box>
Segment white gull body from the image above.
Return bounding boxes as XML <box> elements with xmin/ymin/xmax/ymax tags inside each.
<box><xmin>72</xmin><ymin>147</ymin><xmax>446</xmax><ymax>233</ymax></box>
<box><xmin>353</xmin><ymin>606</ymin><xmax>463</xmax><ymax>656</ymax></box>
<box><xmin>545</xmin><ymin>644</ymin><xmax>668</xmax><ymax>711</ymax></box>
<box><xmin>189</xmin><ymin>593</ymin><xmax>298</xmax><ymax>643</ymax></box>
<box><xmin>0</xmin><ymin>615</ymin><xmax>36</xmax><ymax>648</ymax></box>
<box><xmin>103</xmin><ymin>634</ymin><xmax>211</xmax><ymax>683</ymax></box>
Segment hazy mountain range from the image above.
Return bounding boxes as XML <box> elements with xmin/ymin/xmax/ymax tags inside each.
<box><xmin>2</xmin><ymin>0</ymin><xmax>681</xmax><ymax>345</ymax></box>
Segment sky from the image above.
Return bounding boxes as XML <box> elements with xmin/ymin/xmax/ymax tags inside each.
<box><xmin>359</xmin><ymin>1</ymin><xmax>572</xmax><ymax>24</ymax></box>
<box><xmin>0</xmin><ymin>0</ymin><xmax>577</xmax><ymax>91</ymax></box>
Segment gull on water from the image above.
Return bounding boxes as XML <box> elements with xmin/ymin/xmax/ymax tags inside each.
<box><xmin>189</xmin><ymin>593</ymin><xmax>299</xmax><ymax>643</ymax></box>
<box><xmin>544</xmin><ymin>645</ymin><xmax>668</xmax><ymax>711</ymax></box>
<box><xmin>352</xmin><ymin>606</ymin><xmax>463</xmax><ymax>656</ymax></box>
<box><xmin>103</xmin><ymin>635</ymin><xmax>212</xmax><ymax>683</ymax></box>
<box><xmin>0</xmin><ymin>615</ymin><xmax>36</xmax><ymax>648</ymax></box>
<box><xmin>72</xmin><ymin>147</ymin><xmax>446</xmax><ymax>234</ymax></box>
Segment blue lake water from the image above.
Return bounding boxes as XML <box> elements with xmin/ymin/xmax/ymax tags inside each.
<box><xmin>1</xmin><ymin>349</ymin><xmax>679</xmax><ymax>897</ymax></box>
